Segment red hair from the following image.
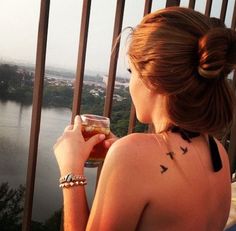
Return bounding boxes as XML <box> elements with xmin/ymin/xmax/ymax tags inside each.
<box><xmin>128</xmin><ymin>7</ymin><xmax>236</xmax><ymax>135</ymax></box>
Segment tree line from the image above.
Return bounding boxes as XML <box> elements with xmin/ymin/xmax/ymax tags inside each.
<box><xmin>0</xmin><ymin>63</ymin><xmax>147</xmax><ymax>137</ymax></box>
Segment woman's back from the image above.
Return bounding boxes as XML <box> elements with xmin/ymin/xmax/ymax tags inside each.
<box><xmin>122</xmin><ymin>131</ymin><xmax>232</xmax><ymax>231</ymax></box>
<box><xmin>53</xmin><ymin>7</ymin><xmax>235</xmax><ymax>231</ymax></box>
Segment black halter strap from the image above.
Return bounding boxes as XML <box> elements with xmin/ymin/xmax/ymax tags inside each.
<box><xmin>170</xmin><ymin>125</ymin><xmax>222</xmax><ymax>172</ymax></box>
<box><xmin>170</xmin><ymin>125</ymin><xmax>200</xmax><ymax>143</ymax></box>
<box><xmin>208</xmin><ymin>135</ymin><xmax>222</xmax><ymax>172</ymax></box>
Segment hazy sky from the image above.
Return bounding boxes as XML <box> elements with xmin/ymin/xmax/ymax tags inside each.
<box><xmin>0</xmin><ymin>0</ymin><xmax>235</xmax><ymax>76</ymax></box>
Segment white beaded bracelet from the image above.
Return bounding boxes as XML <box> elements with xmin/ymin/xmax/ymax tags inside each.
<box><xmin>59</xmin><ymin>180</ymin><xmax>87</xmax><ymax>188</ymax></box>
<box><xmin>59</xmin><ymin>173</ymin><xmax>87</xmax><ymax>188</ymax></box>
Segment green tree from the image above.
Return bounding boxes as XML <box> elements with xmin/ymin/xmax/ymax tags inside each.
<box><xmin>43</xmin><ymin>209</ymin><xmax>62</xmax><ymax>231</ymax></box>
<box><xmin>0</xmin><ymin>182</ymin><xmax>25</xmax><ymax>231</ymax></box>
<box><xmin>0</xmin><ymin>64</ymin><xmax>18</xmax><ymax>96</ymax></box>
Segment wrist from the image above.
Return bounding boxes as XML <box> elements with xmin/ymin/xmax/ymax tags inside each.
<box><xmin>60</xmin><ymin>164</ymin><xmax>85</xmax><ymax>176</ymax></box>
<box><xmin>59</xmin><ymin>173</ymin><xmax>87</xmax><ymax>188</ymax></box>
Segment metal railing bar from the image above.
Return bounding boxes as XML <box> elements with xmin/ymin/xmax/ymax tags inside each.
<box><xmin>166</xmin><ymin>0</ymin><xmax>180</xmax><ymax>7</ymax></box>
<box><xmin>229</xmin><ymin>0</ymin><xmax>236</xmax><ymax>175</ymax></box>
<box><xmin>188</xmin><ymin>0</ymin><xmax>196</xmax><ymax>9</ymax></box>
<box><xmin>144</xmin><ymin>0</ymin><xmax>153</xmax><ymax>15</ymax></box>
<box><xmin>220</xmin><ymin>0</ymin><xmax>228</xmax><ymax>22</ymax></box>
<box><xmin>205</xmin><ymin>0</ymin><xmax>213</xmax><ymax>17</ymax></box>
<box><xmin>228</xmin><ymin>119</ymin><xmax>236</xmax><ymax>175</ymax></box>
<box><xmin>103</xmin><ymin>0</ymin><xmax>126</xmax><ymax>118</ymax></box>
<box><xmin>231</xmin><ymin>0</ymin><xmax>236</xmax><ymax>29</ymax></box>
<box><xmin>128</xmin><ymin>0</ymin><xmax>153</xmax><ymax>134</ymax></box>
<box><xmin>228</xmin><ymin>69</ymin><xmax>236</xmax><ymax>175</ymax></box>
<box><xmin>96</xmin><ymin>0</ymin><xmax>126</xmax><ymax>186</ymax></box>
<box><xmin>71</xmin><ymin>0</ymin><xmax>92</xmax><ymax>123</ymax></box>
<box><xmin>21</xmin><ymin>0</ymin><xmax>50</xmax><ymax>230</ymax></box>
<box><xmin>128</xmin><ymin>102</ymin><xmax>136</xmax><ymax>134</ymax></box>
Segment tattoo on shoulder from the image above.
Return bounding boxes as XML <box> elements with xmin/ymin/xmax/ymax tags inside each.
<box><xmin>159</xmin><ymin>145</ymin><xmax>189</xmax><ymax>175</ymax></box>
<box><xmin>180</xmin><ymin>146</ymin><xmax>188</xmax><ymax>154</ymax></box>
<box><xmin>166</xmin><ymin>151</ymin><xmax>175</xmax><ymax>160</ymax></box>
<box><xmin>160</xmin><ymin>164</ymin><xmax>168</xmax><ymax>174</ymax></box>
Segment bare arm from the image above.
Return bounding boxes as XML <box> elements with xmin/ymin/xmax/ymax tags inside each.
<box><xmin>62</xmin><ymin>184</ymin><xmax>89</xmax><ymax>231</ymax></box>
<box><xmin>54</xmin><ymin>116</ymin><xmax>106</xmax><ymax>231</ymax></box>
<box><xmin>54</xmin><ymin>116</ymin><xmax>147</xmax><ymax>230</ymax></box>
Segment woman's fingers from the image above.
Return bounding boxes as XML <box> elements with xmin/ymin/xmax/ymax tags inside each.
<box><xmin>53</xmin><ymin>135</ymin><xmax>63</xmax><ymax>150</ymax></box>
<box><xmin>87</xmin><ymin>133</ymin><xmax>106</xmax><ymax>147</ymax></box>
<box><xmin>73</xmin><ymin>115</ymin><xmax>82</xmax><ymax>130</ymax></box>
<box><xmin>103</xmin><ymin>132</ymin><xmax>118</xmax><ymax>148</ymax></box>
<box><xmin>73</xmin><ymin>115</ymin><xmax>81</xmax><ymax>128</ymax></box>
<box><xmin>104</xmin><ymin>137</ymin><xmax>118</xmax><ymax>148</ymax></box>
<box><xmin>64</xmin><ymin>124</ymin><xmax>73</xmax><ymax>132</ymax></box>
<box><xmin>72</xmin><ymin>115</ymin><xmax>85</xmax><ymax>139</ymax></box>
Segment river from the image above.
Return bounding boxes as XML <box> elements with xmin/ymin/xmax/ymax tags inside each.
<box><xmin>0</xmin><ymin>100</ymin><xmax>98</xmax><ymax>222</ymax></box>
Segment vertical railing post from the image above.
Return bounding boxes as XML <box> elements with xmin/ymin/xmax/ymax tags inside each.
<box><xmin>228</xmin><ymin>1</ymin><xmax>236</xmax><ymax>176</ymax></box>
<box><xmin>103</xmin><ymin>0</ymin><xmax>126</xmax><ymax>118</ymax></box>
<box><xmin>71</xmin><ymin>0</ymin><xmax>92</xmax><ymax>123</ymax></box>
<box><xmin>205</xmin><ymin>0</ymin><xmax>213</xmax><ymax>17</ymax></box>
<box><xmin>22</xmin><ymin>0</ymin><xmax>50</xmax><ymax>230</ymax></box>
<box><xmin>231</xmin><ymin>0</ymin><xmax>236</xmax><ymax>30</ymax></box>
<box><xmin>128</xmin><ymin>0</ymin><xmax>153</xmax><ymax>134</ymax></box>
<box><xmin>143</xmin><ymin>0</ymin><xmax>153</xmax><ymax>15</ymax></box>
<box><xmin>228</xmin><ymin>119</ymin><xmax>236</xmax><ymax>175</ymax></box>
<box><xmin>166</xmin><ymin>0</ymin><xmax>180</xmax><ymax>7</ymax></box>
<box><xmin>96</xmin><ymin>0</ymin><xmax>126</xmax><ymax>184</ymax></box>
<box><xmin>220</xmin><ymin>0</ymin><xmax>229</xmax><ymax>22</ymax></box>
<box><xmin>188</xmin><ymin>0</ymin><xmax>196</xmax><ymax>9</ymax></box>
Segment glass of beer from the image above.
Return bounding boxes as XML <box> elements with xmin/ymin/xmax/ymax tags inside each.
<box><xmin>81</xmin><ymin>114</ymin><xmax>110</xmax><ymax>167</ymax></box>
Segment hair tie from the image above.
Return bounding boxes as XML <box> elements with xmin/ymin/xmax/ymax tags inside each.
<box><xmin>197</xmin><ymin>66</ymin><xmax>224</xmax><ymax>80</ymax></box>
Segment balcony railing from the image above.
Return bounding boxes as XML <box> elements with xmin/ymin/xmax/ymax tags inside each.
<box><xmin>21</xmin><ymin>0</ymin><xmax>236</xmax><ymax>230</ymax></box>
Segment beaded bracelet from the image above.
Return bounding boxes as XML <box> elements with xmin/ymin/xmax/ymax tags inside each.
<box><xmin>59</xmin><ymin>180</ymin><xmax>87</xmax><ymax>188</ymax></box>
<box><xmin>59</xmin><ymin>173</ymin><xmax>87</xmax><ymax>188</ymax></box>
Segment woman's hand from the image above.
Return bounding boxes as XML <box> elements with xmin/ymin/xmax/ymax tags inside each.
<box><xmin>53</xmin><ymin>115</ymin><xmax>105</xmax><ymax>175</ymax></box>
<box><xmin>103</xmin><ymin>132</ymin><xmax>119</xmax><ymax>149</ymax></box>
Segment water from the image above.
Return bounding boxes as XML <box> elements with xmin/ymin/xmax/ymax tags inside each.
<box><xmin>0</xmin><ymin>100</ymin><xmax>97</xmax><ymax>222</ymax></box>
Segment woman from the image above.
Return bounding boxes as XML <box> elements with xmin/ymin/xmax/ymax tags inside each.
<box><xmin>54</xmin><ymin>7</ymin><xmax>235</xmax><ymax>231</ymax></box>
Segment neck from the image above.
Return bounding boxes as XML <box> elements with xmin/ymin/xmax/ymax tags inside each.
<box><xmin>153</xmin><ymin>117</ymin><xmax>170</xmax><ymax>134</ymax></box>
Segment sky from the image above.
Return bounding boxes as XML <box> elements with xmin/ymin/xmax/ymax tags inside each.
<box><xmin>0</xmin><ymin>0</ymin><xmax>235</xmax><ymax>77</ymax></box>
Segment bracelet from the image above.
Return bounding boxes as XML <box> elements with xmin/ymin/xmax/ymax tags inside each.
<box><xmin>59</xmin><ymin>173</ymin><xmax>86</xmax><ymax>184</ymax></box>
<box><xmin>59</xmin><ymin>180</ymin><xmax>87</xmax><ymax>188</ymax></box>
<box><xmin>59</xmin><ymin>173</ymin><xmax>87</xmax><ymax>188</ymax></box>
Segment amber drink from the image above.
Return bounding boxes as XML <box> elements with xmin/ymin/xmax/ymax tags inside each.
<box><xmin>81</xmin><ymin>114</ymin><xmax>110</xmax><ymax>167</ymax></box>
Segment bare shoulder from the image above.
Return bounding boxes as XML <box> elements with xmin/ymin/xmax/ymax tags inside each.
<box><xmin>105</xmin><ymin>133</ymin><xmax>153</xmax><ymax>167</ymax></box>
<box><xmin>109</xmin><ymin>132</ymin><xmax>150</xmax><ymax>148</ymax></box>
<box><xmin>101</xmin><ymin>132</ymin><xmax>166</xmax><ymax>185</ymax></box>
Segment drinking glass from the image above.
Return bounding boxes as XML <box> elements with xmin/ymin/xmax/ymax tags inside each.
<box><xmin>81</xmin><ymin>114</ymin><xmax>110</xmax><ymax>167</ymax></box>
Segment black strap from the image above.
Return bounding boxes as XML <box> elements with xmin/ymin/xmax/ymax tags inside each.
<box><xmin>170</xmin><ymin>125</ymin><xmax>222</xmax><ymax>172</ymax></box>
<box><xmin>208</xmin><ymin>135</ymin><xmax>222</xmax><ymax>172</ymax></box>
<box><xmin>170</xmin><ymin>125</ymin><xmax>200</xmax><ymax>143</ymax></box>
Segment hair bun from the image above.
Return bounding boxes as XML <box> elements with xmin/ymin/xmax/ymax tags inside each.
<box><xmin>198</xmin><ymin>27</ymin><xmax>236</xmax><ymax>79</ymax></box>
